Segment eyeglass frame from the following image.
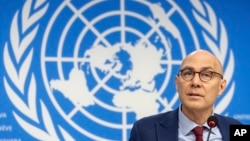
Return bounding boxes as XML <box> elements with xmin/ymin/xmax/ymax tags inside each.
<box><xmin>177</xmin><ymin>69</ymin><xmax>223</xmax><ymax>82</ymax></box>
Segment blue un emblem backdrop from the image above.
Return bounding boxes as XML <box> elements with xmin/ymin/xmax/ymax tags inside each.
<box><xmin>1</xmin><ymin>0</ymin><xmax>250</xmax><ymax>140</ymax></box>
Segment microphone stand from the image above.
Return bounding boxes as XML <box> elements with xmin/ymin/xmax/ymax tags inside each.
<box><xmin>207</xmin><ymin>127</ymin><xmax>212</xmax><ymax>141</ymax></box>
<box><xmin>206</xmin><ymin>116</ymin><xmax>218</xmax><ymax>141</ymax></box>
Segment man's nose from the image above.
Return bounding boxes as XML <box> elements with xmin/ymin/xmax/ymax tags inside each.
<box><xmin>191</xmin><ymin>72</ymin><xmax>202</xmax><ymax>86</ymax></box>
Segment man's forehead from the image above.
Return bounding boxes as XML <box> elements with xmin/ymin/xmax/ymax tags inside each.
<box><xmin>182</xmin><ymin>54</ymin><xmax>215</xmax><ymax>66</ymax></box>
<box><xmin>181</xmin><ymin>51</ymin><xmax>223</xmax><ymax>72</ymax></box>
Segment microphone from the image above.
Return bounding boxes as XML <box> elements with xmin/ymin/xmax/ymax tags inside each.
<box><xmin>206</xmin><ymin>116</ymin><xmax>218</xmax><ymax>141</ymax></box>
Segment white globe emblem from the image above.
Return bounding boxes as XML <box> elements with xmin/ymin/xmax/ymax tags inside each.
<box><xmin>40</xmin><ymin>0</ymin><xmax>233</xmax><ymax>140</ymax></box>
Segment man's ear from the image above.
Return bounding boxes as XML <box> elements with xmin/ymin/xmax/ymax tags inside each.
<box><xmin>175</xmin><ymin>75</ymin><xmax>179</xmax><ymax>90</ymax></box>
<box><xmin>218</xmin><ymin>79</ymin><xmax>227</xmax><ymax>96</ymax></box>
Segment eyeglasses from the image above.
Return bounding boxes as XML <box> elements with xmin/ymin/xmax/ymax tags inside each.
<box><xmin>178</xmin><ymin>69</ymin><xmax>223</xmax><ymax>82</ymax></box>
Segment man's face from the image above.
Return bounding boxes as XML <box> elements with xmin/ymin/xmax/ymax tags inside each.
<box><xmin>175</xmin><ymin>51</ymin><xmax>226</xmax><ymax>112</ymax></box>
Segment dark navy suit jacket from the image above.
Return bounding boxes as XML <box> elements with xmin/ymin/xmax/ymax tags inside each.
<box><xmin>129</xmin><ymin>108</ymin><xmax>241</xmax><ymax>141</ymax></box>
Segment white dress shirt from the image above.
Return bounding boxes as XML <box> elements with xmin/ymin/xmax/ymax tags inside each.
<box><xmin>178</xmin><ymin>107</ymin><xmax>223</xmax><ymax>141</ymax></box>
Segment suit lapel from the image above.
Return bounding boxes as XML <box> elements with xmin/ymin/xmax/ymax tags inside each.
<box><xmin>216</xmin><ymin>114</ymin><xmax>229</xmax><ymax>141</ymax></box>
<box><xmin>156</xmin><ymin>109</ymin><xmax>179</xmax><ymax>141</ymax></box>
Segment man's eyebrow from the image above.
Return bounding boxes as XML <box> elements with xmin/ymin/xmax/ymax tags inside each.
<box><xmin>180</xmin><ymin>66</ymin><xmax>193</xmax><ymax>70</ymax></box>
<box><xmin>201</xmin><ymin>67</ymin><xmax>214</xmax><ymax>70</ymax></box>
<box><xmin>181</xmin><ymin>66</ymin><xmax>214</xmax><ymax>70</ymax></box>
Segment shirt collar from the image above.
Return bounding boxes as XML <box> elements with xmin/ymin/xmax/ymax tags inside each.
<box><xmin>178</xmin><ymin>106</ymin><xmax>214</xmax><ymax>135</ymax></box>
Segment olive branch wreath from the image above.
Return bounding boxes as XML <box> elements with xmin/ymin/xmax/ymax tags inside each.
<box><xmin>2</xmin><ymin>0</ymin><xmax>234</xmax><ymax>140</ymax></box>
<box><xmin>3</xmin><ymin>0</ymin><xmax>74</xmax><ymax>140</ymax></box>
<box><xmin>190</xmin><ymin>0</ymin><xmax>235</xmax><ymax>114</ymax></box>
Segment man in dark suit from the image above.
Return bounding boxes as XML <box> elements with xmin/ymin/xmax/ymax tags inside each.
<box><xmin>129</xmin><ymin>50</ymin><xmax>241</xmax><ymax>141</ymax></box>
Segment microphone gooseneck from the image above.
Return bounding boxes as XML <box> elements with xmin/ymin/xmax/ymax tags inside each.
<box><xmin>206</xmin><ymin>116</ymin><xmax>218</xmax><ymax>141</ymax></box>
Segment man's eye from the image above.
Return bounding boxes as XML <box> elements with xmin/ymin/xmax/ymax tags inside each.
<box><xmin>183</xmin><ymin>70</ymin><xmax>193</xmax><ymax>75</ymax></box>
<box><xmin>201</xmin><ymin>71</ymin><xmax>212</xmax><ymax>77</ymax></box>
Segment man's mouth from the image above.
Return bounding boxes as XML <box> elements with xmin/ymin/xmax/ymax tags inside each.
<box><xmin>188</xmin><ymin>93</ymin><xmax>203</xmax><ymax>97</ymax></box>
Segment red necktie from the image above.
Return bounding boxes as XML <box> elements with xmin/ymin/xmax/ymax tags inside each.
<box><xmin>192</xmin><ymin>126</ymin><xmax>205</xmax><ymax>141</ymax></box>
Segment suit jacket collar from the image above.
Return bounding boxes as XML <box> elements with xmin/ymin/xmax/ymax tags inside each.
<box><xmin>154</xmin><ymin>109</ymin><xmax>230</xmax><ymax>141</ymax></box>
<box><xmin>156</xmin><ymin>108</ymin><xmax>179</xmax><ymax>141</ymax></box>
<box><xmin>215</xmin><ymin>114</ymin><xmax>230</xmax><ymax>141</ymax></box>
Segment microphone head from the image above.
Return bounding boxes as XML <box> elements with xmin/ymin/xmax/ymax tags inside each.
<box><xmin>207</xmin><ymin>116</ymin><xmax>218</xmax><ymax>128</ymax></box>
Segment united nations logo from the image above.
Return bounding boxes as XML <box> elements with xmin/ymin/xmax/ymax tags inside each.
<box><xmin>3</xmin><ymin>0</ymin><xmax>235</xmax><ymax>140</ymax></box>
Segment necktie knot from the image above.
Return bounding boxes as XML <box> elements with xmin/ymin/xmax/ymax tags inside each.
<box><xmin>192</xmin><ymin>126</ymin><xmax>205</xmax><ymax>141</ymax></box>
